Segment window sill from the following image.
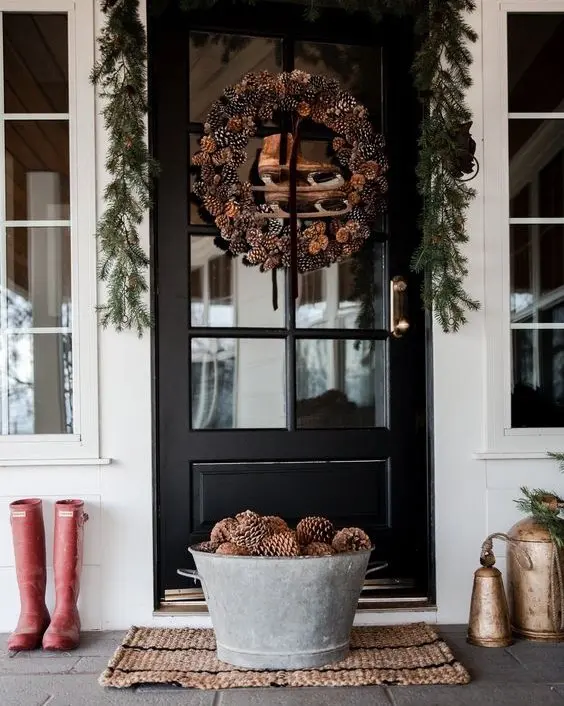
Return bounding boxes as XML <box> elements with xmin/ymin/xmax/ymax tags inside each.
<box><xmin>473</xmin><ymin>451</ymin><xmax>551</xmax><ymax>460</ymax></box>
<box><xmin>0</xmin><ymin>457</ymin><xmax>112</xmax><ymax>467</ymax></box>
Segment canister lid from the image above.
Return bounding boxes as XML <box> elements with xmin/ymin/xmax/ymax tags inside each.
<box><xmin>507</xmin><ymin>517</ymin><xmax>552</xmax><ymax>542</ymax></box>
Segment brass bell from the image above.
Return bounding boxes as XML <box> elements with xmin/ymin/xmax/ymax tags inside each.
<box><xmin>467</xmin><ymin>535</ymin><xmax>513</xmax><ymax>648</ymax></box>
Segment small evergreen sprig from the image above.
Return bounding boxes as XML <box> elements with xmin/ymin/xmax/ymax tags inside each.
<box><xmin>515</xmin><ymin>452</ymin><xmax>564</xmax><ymax>548</ymax></box>
<box><xmin>515</xmin><ymin>486</ymin><xmax>564</xmax><ymax>548</ymax></box>
<box><xmin>92</xmin><ymin>0</ymin><xmax>159</xmax><ymax>335</ymax></box>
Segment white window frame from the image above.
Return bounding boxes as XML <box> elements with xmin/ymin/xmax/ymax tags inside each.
<box><xmin>0</xmin><ymin>0</ymin><xmax>100</xmax><ymax>462</ymax></box>
<box><xmin>481</xmin><ymin>0</ymin><xmax>564</xmax><ymax>457</ymax></box>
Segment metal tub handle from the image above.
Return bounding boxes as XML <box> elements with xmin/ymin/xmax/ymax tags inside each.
<box><xmin>365</xmin><ymin>561</ymin><xmax>388</xmax><ymax>576</ymax></box>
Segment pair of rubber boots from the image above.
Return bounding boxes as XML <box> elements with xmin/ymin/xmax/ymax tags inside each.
<box><xmin>8</xmin><ymin>498</ymin><xmax>88</xmax><ymax>652</ymax></box>
<box><xmin>258</xmin><ymin>134</ymin><xmax>350</xmax><ymax>219</ymax></box>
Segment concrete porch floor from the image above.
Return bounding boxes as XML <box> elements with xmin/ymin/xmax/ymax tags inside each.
<box><xmin>3</xmin><ymin>625</ymin><xmax>564</xmax><ymax>706</ymax></box>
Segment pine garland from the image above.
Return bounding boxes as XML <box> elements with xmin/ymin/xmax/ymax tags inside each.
<box><xmin>93</xmin><ymin>0</ymin><xmax>478</xmax><ymax>334</ymax></box>
<box><xmin>92</xmin><ymin>0</ymin><xmax>158</xmax><ymax>335</ymax></box>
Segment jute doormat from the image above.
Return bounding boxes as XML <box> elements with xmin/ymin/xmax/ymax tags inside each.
<box><xmin>99</xmin><ymin>623</ymin><xmax>470</xmax><ymax>689</ymax></box>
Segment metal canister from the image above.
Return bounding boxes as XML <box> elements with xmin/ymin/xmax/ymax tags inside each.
<box><xmin>507</xmin><ymin>517</ymin><xmax>564</xmax><ymax>641</ymax></box>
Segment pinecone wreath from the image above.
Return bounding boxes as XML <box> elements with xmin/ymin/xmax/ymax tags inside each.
<box><xmin>261</xmin><ymin>531</ymin><xmax>301</xmax><ymax>557</ymax></box>
<box><xmin>332</xmin><ymin>527</ymin><xmax>372</xmax><ymax>553</ymax></box>
<box><xmin>296</xmin><ymin>516</ymin><xmax>336</xmax><ymax>546</ymax></box>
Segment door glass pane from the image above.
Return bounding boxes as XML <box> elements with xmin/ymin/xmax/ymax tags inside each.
<box><xmin>296</xmin><ymin>246</ymin><xmax>384</xmax><ymax>330</ymax></box>
<box><xmin>5</xmin><ymin>121</ymin><xmax>69</xmax><ymax>221</ymax></box>
<box><xmin>296</xmin><ymin>338</ymin><xmax>386</xmax><ymax>428</ymax></box>
<box><xmin>509</xmin><ymin>121</ymin><xmax>564</xmax><ymax>218</ymax></box>
<box><xmin>294</xmin><ymin>41</ymin><xmax>382</xmax><ymax>127</ymax></box>
<box><xmin>191</xmin><ymin>337</ymin><xmax>285</xmax><ymax>428</ymax></box>
<box><xmin>190</xmin><ymin>237</ymin><xmax>286</xmax><ymax>327</ymax></box>
<box><xmin>189</xmin><ymin>32</ymin><xmax>282</xmax><ymax>123</ymax></box>
<box><xmin>7</xmin><ymin>227</ymin><xmax>71</xmax><ymax>328</ymax></box>
<box><xmin>508</xmin><ymin>14</ymin><xmax>564</xmax><ymax>113</ymax></box>
<box><xmin>3</xmin><ymin>14</ymin><xmax>68</xmax><ymax>114</ymax></box>
<box><xmin>6</xmin><ymin>333</ymin><xmax>73</xmax><ymax>434</ymax></box>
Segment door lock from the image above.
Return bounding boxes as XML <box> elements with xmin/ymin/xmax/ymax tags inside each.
<box><xmin>390</xmin><ymin>276</ymin><xmax>410</xmax><ymax>338</ymax></box>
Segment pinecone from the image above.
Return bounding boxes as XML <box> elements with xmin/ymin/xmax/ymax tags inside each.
<box><xmin>350</xmin><ymin>173</ymin><xmax>366</xmax><ymax>190</ymax></box>
<box><xmin>193</xmin><ymin>540</ymin><xmax>219</xmax><ymax>553</ymax></box>
<box><xmin>220</xmin><ymin>165</ymin><xmax>239</xmax><ymax>186</ymax></box>
<box><xmin>231</xmin><ymin>510</ymin><xmax>270</xmax><ymax>554</ymax></box>
<box><xmin>304</xmin><ymin>542</ymin><xmax>334</xmax><ymax>556</ymax></box>
<box><xmin>359</xmin><ymin>160</ymin><xmax>382</xmax><ymax>181</ymax></box>
<box><xmin>244</xmin><ymin>245</ymin><xmax>268</xmax><ymax>266</ymax></box>
<box><xmin>336</xmin><ymin>226</ymin><xmax>351</xmax><ymax>244</ymax></box>
<box><xmin>210</xmin><ymin>517</ymin><xmax>238</xmax><ymax>545</ymax></box>
<box><xmin>332</xmin><ymin>527</ymin><xmax>372</xmax><ymax>553</ymax></box>
<box><xmin>296</xmin><ymin>516</ymin><xmax>336</xmax><ymax>546</ymax></box>
<box><xmin>200</xmin><ymin>135</ymin><xmax>217</xmax><ymax>154</ymax></box>
<box><xmin>203</xmin><ymin>195</ymin><xmax>224</xmax><ymax>217</ymax></box>
<box><xmin>229</xmin><ymin>238</ymin><xmax>249</xmax><ymax>255</ymax></box>
<box><xmin>216</xmin><ymin>542</ymin><xmax>250</xmax><ymax>556</ymax></box>
<box><xmin>224</xmin><ymin>200</ymin><xmax>240</xmax><ymax>218</ymax></box>
<box><xmin>264</xmin><ymin>515</ymin><xmax>289</xmax><ymax>534</ymax></box>
<box><xmin>261</xmin><ymin>531</ymin><xmax>301</xmax><ymax>557</ymax></box>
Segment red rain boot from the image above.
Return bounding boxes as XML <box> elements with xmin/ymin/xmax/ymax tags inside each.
<box><xmin>7</xmin><ymin>499</ymin><xmax>50</xmax><ymax>651</ymax></box>
<box><xmin>42</xmin><ymin>500</ymin><xmax>89</xmax><ymax>651</ymax></box>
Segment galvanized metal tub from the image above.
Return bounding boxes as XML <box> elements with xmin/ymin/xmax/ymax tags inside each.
<box><xmin>178</xmin><ymin>547</ymin><xmax>379</xmax><ymax>670</ymax></box>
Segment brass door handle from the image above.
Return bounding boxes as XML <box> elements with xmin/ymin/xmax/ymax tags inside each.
<box><xmin>390</xmin><ymin>276</ymin><xmax>410</xmax><ymax>338</ymax></box>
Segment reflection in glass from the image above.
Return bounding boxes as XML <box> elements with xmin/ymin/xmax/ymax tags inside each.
<box><xmin>6</xmin><ymin>333</ymin><xmax>73</xmax><ymax>434</ymax></box>
<box><xmin>6</xmin><ymin>122</ymin><xmax>69</xmax><ymax>221</ymax></box>
<box><xmin>296</xmin><ymin>339</ymin><xmax>385</xmax><ymax>428</ymax></box>
<box><xmin>189</xmin><ymin>32</ymin><xmax>281</xmax><ymax>123</ymax></box>
<box><xmin>191</xmin><ymin>338</ymin><xmax>285</xmax><ymax>428</ymax></box>
<box><xmin>508</xmin><ymin>13</ymin><xmax>564</xmax><ymax>113</ymax></box>
<box><xmin>511</xmin><ymin>225</ymin><xmax>564</xmax><ymax>321</ymax></box>
<box><xmin>509</xmin><ymin>121</ymin><xmax>564</xmax><ymax>218</ymax></box>
<box><xmin>295</xmin><ymin>42</ymin><xmax>382</xmax><ymax>126</ymax></box>
<box><xmin>512</xmin><ymin>329</ymin><xmax>564</xmax><ymax>427</ymax></box>
<box><xmin>190</xmin><ymin>237</ymin><xmax>285</xmax><ymax>327</ymax></box>
<box><xmin>4</xmin><ymin>14</ymin><xmax>68</xmax><ymax>113</ymax></box>
<box><xmin>7</xmin><ymin>228</ymin><xmax>71</xmax><ymax>328</ymax></box>
<box><xmin>297</xmin><ymin>246</ymin><xmax>384</xmax><ymax>329</ymax></box>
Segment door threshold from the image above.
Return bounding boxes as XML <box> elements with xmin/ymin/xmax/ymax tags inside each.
<box><xmin>155</xmin><ymin>598</ymin><xmax>436</xmax><ymax>617</ymax></box>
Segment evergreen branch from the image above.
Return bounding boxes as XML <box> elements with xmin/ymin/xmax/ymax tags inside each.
<box><xmin>515</xmin><ymin>487</ymin><xmax>564</xmax><ymax>548</ymax></box>
<box><xmin>412</xmin><ymin>0</ymin><xmax>479</xmax><ymax>332</ymax></box>
<box><xmin>92</xmin><ymin>0</ymin><xmax>158</xmax><ymax>336</ymax></box>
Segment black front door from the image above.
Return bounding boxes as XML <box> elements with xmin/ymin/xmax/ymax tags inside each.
<box><xmin>151</xmin><ymin>0</ymin><xmax>431</xmax><ymax>608</ymax></box>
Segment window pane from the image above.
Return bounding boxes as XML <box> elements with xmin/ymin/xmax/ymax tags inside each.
<box><xmin>3</xmin><ymin>14</ymin><xmax>68</xmax><ymax>113</ymax></box>
<box><xmin>6</xmin><ymin>333</ymin><xmax>73</xmax><ymax>434</ymax></box>
<box><xmin>191</xmin><ymin>337</ymin><xmax>285</xmax><ymax>428</ymax></box>
<box><xmin>189</xmin><ymin>32</ymin><xmax>281</xmax><ymax>123</ymax></box>
<box><xmin>511</xmin><ymin>225</ymin><xmax>564</xmax><ymax>322</ymax></box>
<box><xmin>7</xmin><ymin>227</ymin><xmax>71</xmax><ymax>328</ymax></box>
<box><xmin>296</xmin><ymin>245</ymin><xmax>384</xmax><ymax>330</ymax></box>
<box><xmin>190</xmin><ymin>237</ymin><xmax>286</xmax><ymax>327</ymax></box>
<box><xmin>508</xmin><ymin>13</ymin><xmax>564</xmax><ymax>113</ymax></box>
<box><xmin>295</xmin><ymin>41</ymin><xmax>382</xmax><ymax>128</ymax></box>
<box><xmin>296</xmin><ymin>338</ymin><xmax>386</xmax><ymax>428</ymax></box>
<box><xmin>6</xmin><ymin>121</ymin><xmax>69</xmax><ymax>221</ymax></box>
<box><xmin>509</xmin><ymin>120</ymin><xmax>564</xmax><ymax>218</ymax></box>
<box><xmin>512</xmin><ymin>329</ymin><xmax>564</xmax><ymax>428</ymax></box>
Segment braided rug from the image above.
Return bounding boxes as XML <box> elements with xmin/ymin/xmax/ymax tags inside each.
<box><xmin>99</xmin><ymin>623</ymin><xmax>470</xmax><ymax>689</ymax></box>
